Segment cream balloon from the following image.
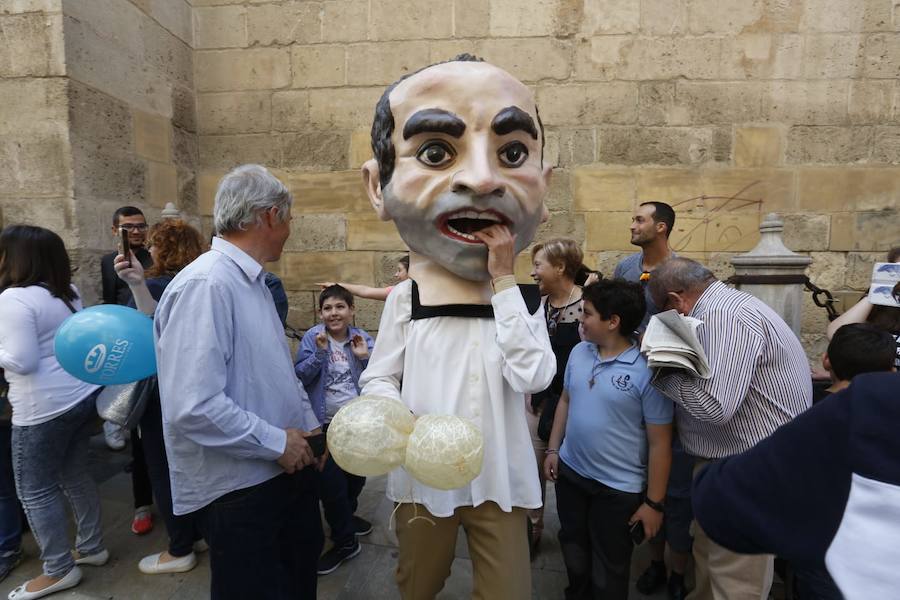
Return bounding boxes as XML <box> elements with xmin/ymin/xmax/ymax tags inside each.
<box><xmin>404</xmin><ymin>415</ymin><xmax>484</xmax><ymax>490</ymax></box>
<box><xmin>327</xmin><ymin>395</ymin><xmax>416</xmax><ymax>476</ymax></box>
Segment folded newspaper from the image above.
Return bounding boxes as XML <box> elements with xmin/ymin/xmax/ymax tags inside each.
<box><xmin>640</xmin><ymin>310</ymin><xmax>711</xmax><ymax>379</ymax></box>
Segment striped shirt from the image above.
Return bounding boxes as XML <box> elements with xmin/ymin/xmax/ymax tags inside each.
<box><xmin>652</xmin><ymin>281</ymin><xmax>812</xmax><ymax>459</ymax></box>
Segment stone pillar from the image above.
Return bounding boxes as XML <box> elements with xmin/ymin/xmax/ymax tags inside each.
<box><xmin>730</xmin><ymin>213</ymin><xmax>812</xmax><ymax>335</ymax></box>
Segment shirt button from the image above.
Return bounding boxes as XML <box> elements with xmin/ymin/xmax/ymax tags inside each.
<box><xmin>471</xmin><ymin>341</ymin><xmax>480</xmax><ymax>349</ymax></box>
<box><xmin>469</xmin><ymin>374</ymin><xmax>480</xmax><ymax>384</ymax></box>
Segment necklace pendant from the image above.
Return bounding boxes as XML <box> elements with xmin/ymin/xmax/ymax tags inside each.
<box><xmin>588</xmin><ymin>377</ymin><xmax>595</xmax><ymax>389</ymax></box>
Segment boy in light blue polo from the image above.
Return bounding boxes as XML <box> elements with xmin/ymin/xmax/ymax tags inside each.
<box><xmin>544</xmin><ymin>278</ymin><xmax>673</xmax><ymax>600</ymax></box>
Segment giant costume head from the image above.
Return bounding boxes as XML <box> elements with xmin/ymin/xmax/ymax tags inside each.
<box><xmin>362</xmin><ymin>55</ymin><xmax>551</xmax><ymax>282</ymax></box>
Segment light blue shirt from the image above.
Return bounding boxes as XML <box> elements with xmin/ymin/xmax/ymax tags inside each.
<box><xmin>154</xmin><ymin>237</ymin><xmax>319</xmax><ymax>515</ymax></box>
<box><xmin>560</xmin><ymin>342</ymin><xmax>673</xmax><ymax>493</ymax></box>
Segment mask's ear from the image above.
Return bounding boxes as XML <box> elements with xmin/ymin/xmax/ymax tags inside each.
<box><xmin>362</xmin><ymin>159</ymin><xmax>389</xmax><ymax>221</ymax></box>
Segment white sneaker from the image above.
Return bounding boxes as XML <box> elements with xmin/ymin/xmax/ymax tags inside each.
<box><xmin>138</xmin><ymin>552</ymin><xmax>197</xmax><ymax>574</ymax></box>
<box><xmin>103</xmin><ymin>422</ymin><xmax>126</xmax><ymax>451</ymax></box>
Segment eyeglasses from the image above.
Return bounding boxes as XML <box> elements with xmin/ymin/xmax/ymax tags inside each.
<box><xmin>120</xmin><ymin>223</ymin><xmax>148</xmax><ymax>231</ymax></box>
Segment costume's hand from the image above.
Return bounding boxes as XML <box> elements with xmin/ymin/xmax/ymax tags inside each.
<box><xmin>543</xmin><ymin>453</ymin><xmax>559</xmax><ymax>482</ymax></box>
<box><xmin>350</xmin><ymin>334</ymin><xmax>369</xmax><ymax>359</ymax></box>
<box><xmin>316</xmin><ymin>282</ymin><xmax>336</xmax><ymax>290</ymax></box>
<box><xmin>277</xmin><ymin>428</ymin><xmax>315</xmax><ymax>473</ymax></box>
<box><xmin>113</xmin><ymin>251</ymin><xmax>145</xmax><ymax>287</ymax></box>
<box><xmin>315</xmin><ymin>332</ymin><xmax>328</xmax><ymax>350</ymax></box>
<box><xmin>472</xmin><ymin>224</ymin><xmax>516</xmax><ymax>279</ymax></box>
<box><xmin>629</xmin><ymin>503</ymin><xmax>664</xmax><ymax>540</ymax></box>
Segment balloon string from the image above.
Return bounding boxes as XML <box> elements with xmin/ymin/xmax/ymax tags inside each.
<box><xmin>389</xmin><ymin>476</ymin><xmax>436</xmax><ymax>531</ymax></box>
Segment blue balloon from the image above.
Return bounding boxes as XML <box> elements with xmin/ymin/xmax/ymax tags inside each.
<box><xmin>54</xmin><ymin>305</ymin><xmax>157</xmax><ymax>385</ymax></box>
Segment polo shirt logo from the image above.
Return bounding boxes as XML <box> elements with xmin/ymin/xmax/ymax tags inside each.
<box><xmin>611</xmin><ymin>373</ymin><xmax>633</xmax><ymax>391</ymax></box>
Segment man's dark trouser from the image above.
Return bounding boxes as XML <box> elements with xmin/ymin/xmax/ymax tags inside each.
<box><xmin>556</xmin><ymin>460</ymin><xmax>642</xmax><ymax>600</ymax></box>
<box><xmin>316</xmin><ymin>454</ymin><xmax>365</xmax><ymax>547</ymax></box>
<box><xmin>197</xmin><ymin>470</ymin><xmax>324</xmax><ymax>600</ymax></box>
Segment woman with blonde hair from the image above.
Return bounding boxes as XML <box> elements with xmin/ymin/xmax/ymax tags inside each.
<box><xmin>527</xmin><ymin>237</ymin><xmax>593</xmax><ymax>552</ymax></box>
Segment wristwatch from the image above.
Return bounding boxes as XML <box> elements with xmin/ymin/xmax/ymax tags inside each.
<box><xmin>644</xmin><ymin>497</ymin><xmax>665</xmax><ymax>513</ymax></box>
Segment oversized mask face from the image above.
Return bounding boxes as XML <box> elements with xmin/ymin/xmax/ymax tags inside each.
<box><xmin>364</xmin><ymin>61</ymin><xmax>550</xmax><ymax>281</ymax></box>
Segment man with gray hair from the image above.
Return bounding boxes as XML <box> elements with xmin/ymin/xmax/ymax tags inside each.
<box><xmin>647</xmin><ymin>257</ymin><xmax>811</xmax><ymax>600</ymax></box>
<box><xmin>154</xmin><ymin>164</ymin><xmax>324</xmax><ymax>599</ymax></box>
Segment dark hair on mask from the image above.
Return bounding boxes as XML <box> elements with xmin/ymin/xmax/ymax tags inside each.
<box><xmin>827</xmin><ymin>323</ymin><xmax>896</xmax><ymax>381</ymax></box>
<box><xmin>582</xmin><ymin>278</ymin><xmax>646</xmax><ymax>338</ymax></box>
<box><xmin>319</xmin><ymin>284</ymin><xmax>354</xmax><ymax>310</ymax></box>
<box><xmin>371</xmin><ymin>54</ymin><xmax>544</xmax><ymax>188</ymax></box>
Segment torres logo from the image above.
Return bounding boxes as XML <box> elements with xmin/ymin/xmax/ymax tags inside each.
<box><xmin>84</xmin><ymin>344</ymin><xmax>107</xmax><ymax>374</ymax></box>
<box><xmin>84</xmin><ymin>339</ymin><xmax>132</xmax><ymax>381</ymax></box>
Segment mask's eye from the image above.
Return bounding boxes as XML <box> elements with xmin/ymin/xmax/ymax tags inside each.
<box><xmin>416</xmin><ymin>141</ymin><xmax>455</xmax><ymax>167</ymax></box>
<box><xmin>498</xmin><ymin>142</ymin><xmax>528</xmax><ymax>167</ymax></box>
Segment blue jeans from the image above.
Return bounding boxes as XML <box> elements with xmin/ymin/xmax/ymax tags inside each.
<box><xmin>12</xmin><ymin>394</ymin><xmax>105</xmax><ymax>578</ymax></box>
<box><xmin>0</xmin><ymin>424</ymin><xmax>22</xmax><ymax>560</ymax></box>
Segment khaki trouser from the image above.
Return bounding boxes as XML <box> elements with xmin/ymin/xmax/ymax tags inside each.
<box><xmin>394</xmin><ymin>501</ymin><xmax>531</xmax><ymax>600</ymax></box>
<box><xmin>688</xmin><ymin>460</ymin><xmax>775</xmax><ymax>600</ymax></box>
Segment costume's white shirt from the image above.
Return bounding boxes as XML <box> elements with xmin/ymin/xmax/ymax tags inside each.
<box><xmin>359</xmin><ymin>278</ymin><xmax>556</xmax><ymax>517</ymax></box>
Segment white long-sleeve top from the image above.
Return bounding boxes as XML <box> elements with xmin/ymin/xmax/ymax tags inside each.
<box><xmin>0</xmin><ymin>285</ymin><xmax>100</xmax><ymax>426</ymax></box>
<box><xmin>359</xmin><ymin>278</ymin><xmax>556</xmax><ymax>517</ymax></box>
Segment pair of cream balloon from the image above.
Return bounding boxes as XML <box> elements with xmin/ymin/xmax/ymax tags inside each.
<box><xmin>326</xmin><ymin>395</ymin><xmax>484</xmax><ymax>490</ymax></box>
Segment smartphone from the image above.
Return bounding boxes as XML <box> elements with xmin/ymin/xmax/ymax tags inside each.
<box><xmin>307</xmin><ymin>433</ymin><xmax>327</xmax><ymax>458</ymax></box>
<box><xmin>629</xmin><ymin>521</ymin><xmax>646</xmax><ymax>545</ymax></box>
<box><xmin>120</xmin><ymin>227</ymin><xmax>132</xmax><ymax>268</ymax></box>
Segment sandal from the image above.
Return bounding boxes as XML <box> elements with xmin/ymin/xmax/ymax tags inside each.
<box><xmin>8</xmin><ymin>566</ymin><xmax>82</xmax><ymax>600</ymax></box>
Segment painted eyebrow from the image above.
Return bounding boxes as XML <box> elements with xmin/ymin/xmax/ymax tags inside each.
<box><xmin>402</xmin><ymin>108</ymin><xmax>466</xmax><ymax>140</ymax></box>
<box><xmin>491</xmin><ymin>106</ymin><xmax>538</xmax><ymax>139</ymax></box>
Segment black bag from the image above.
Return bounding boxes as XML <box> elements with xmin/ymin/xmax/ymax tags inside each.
<box><xmin>95</xmin><ymin>376</ymin><xmax>156</xmax><ymax>430</ymax></box>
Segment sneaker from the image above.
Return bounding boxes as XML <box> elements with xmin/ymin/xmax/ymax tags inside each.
<box><xmin>317</xmin><ymin>540</ymin><xmax>361</xmax><ymax>576</ymax></box>
<box><xmin>636</xmin><ymin>560</ymin><xmax>667</xmax><ymax>595</ymax></box>
<box><xmin>131</xmin><ymin>506</ymin><xmax>153</xmax><ymax>535</ymax></box>
<box><xmin>0</xmin><ymin>548</ymin><xmax>23</xmax><ymax>583</ymax></box>
<box><xmin>352</xmin><ymin>516</ymin><xmax>372</xmax><ymax>537</ymax></box>
<box><xmin>103</xmin><ymin>421</ymin><xmax>126</xmax><ymax>451</ymax></box>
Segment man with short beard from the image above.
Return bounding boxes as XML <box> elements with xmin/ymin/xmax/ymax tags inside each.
<box><xmin>358</xmin><ymin>55</ymin><xmax>556</xmax><ymax>598</ymax></box>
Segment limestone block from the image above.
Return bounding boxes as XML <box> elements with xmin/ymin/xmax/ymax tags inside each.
<box><xmin>285</xmin><ymin>170</ymin><xmax>372</xmax><ymax>214</ymax></box>
<box><xmin>280</xmin><ymin>132</ymin><xmax>349</xmax><ymax>170</ymax></box>
<box><xmin>490</xmin><ymin>0</ymin><xmax>559</xmax><ymax>37</ymax></box>
<box><xmin>1</xmin><ymin>0</ymin><xmax>61</xmax><ymax>13</ymax></box>
<box><xmin>0</xmin><ymin>131</ymin><xmax>70</xmax><ymax>198</ymax></box>
<box><xmin>247</xmin><ymin>2</ymin><xmax>321</xmax><ymax>45</ymax></box>
<box><xmin>140</xmin><ymin>15</ymin><xmax>193</xmax><ymax>88</ymax></box>
<box><xmin>375</xmin><ymin>252</ymin><xmax>409</xmax><ymax>286</ymax></box>
<box><xmin>669</xmin><ymin>218</ymin><xmax>708</xmax><ymax>252</ymax></box>
<box><xmin>543</xmin><ymin>131</ymin><xmax>561</xmax><ymax>168</ymax></box>
<box><xmin>369</xmin><ymin>0</ymin><xmax>452</xmax><ymax>41</ymax></box>
<box><xmin>572</xmin><ymin>168</ymin><xmax>636</xmax><ymax>212</ymax></box>
<box><xmin>71</xmin><ymin>145</ymin><xmax>145</xmax><ymax>205</ymax></box>
<box><xmin>593</xmin><ymin>250</ymin><xmax>633</xmax><ymax>278</ymax></box>
<box><xmin>190</xmin><ymin>0</ymin><xmax>246</xmax><ymax>6</ymax></box>
<box><xmin>848</xmin><ymin>80</ymin><xmax>897</xmax><ymax>125</ymax></box>
<box><xmin>802</xmin><ymin>34</ymin><xmax>865</xmax><ymax>79</ymax></box>
<box><xmin>536</xmin><ymin>210</ymin><xmax>585</xmax><ymax>243</ymax></box>
<box><xmin>640</xmin><ymin>0</ymin><xmax>686</xmax><ymax>34</ymax></box>
<box><xmin>638</xmin><ymin>82</ymin><xmax>675</xmax><ymax>126</ymax></box>
<box><xmin>828</xmin><ymin>212</ymin><xmax>854</xmax><ymax>251</ymax></box>
<box><xmin>272</xmin><ymin>91</ymin><xmax>310</xmax><ymax>131</ymax></box>
<box><xmin>0</xmin><ymin>77</ymin><xmax>66</xmax><ymax>135</ymax></box>
<box><xmin>581</xmin><ymin>0</ymin><xmax>639</xmax><ymax>34</ymax></box>
<box><xmin>193</xmin><ymin>5</ymin><xmax>246</xmax><ymax>49</ymax></box>
<box><xmin>572</xmin><ymin>35</ymin><xmax>622</xmax><ymax>81</ymax></box>
<box><xmin>800</xmin><ymin>333</ymin><xmax>827</xmax><ymax>366</ymax></box>
<box><xmin>199</xmin><ymin>134</ymin><xmax>281</xmax><ymax>169</ymax></box>
<box><xmin>845</xmin><ymin>251</ymin><xmax>883</xmax><ymax>290</ymax></box>
<box><xmin>349</xmin><ymin>129</ymin><xmax>373</xmax><ymax>169</ymax></box>
<box><xmin>347</xmin><ymin>217</ymin><xmax>406</xmax><ymax>251</ymax></box>
<box><xmin>830</xmin><ymin>210</ymin><xmax>900</xmax><ymax>253</ymax></box>
<box><xmin>0</xmin><ymin>12</ymin><xmax>64</xmax><ymax>76</ymax></box>
<box><xmin>176</xmin><ymin>166</ymin><xmax>197</xmax><ymax>214</ymax></box>
<box><xmin>686</xmin><ymin>0</ymin><xmax>763</xmax><ymax>34</ymax></box>
<box><xmin>704</xmin><ymin>213</ymin><xmax>761</xmax><ymax>252</ymax></box>
<box><xmin>544</xmin><ymin>168</ymin><xmax>573</xmax><ymax>213</ymax></box>
<box><xmin>352</xmin><ymin>297</ymin><xmax>386</xmax><ymax>333</ymax></box>
<box><xmin>598</xmin><ymin>126</ymin><xmax>714</xmax><ymax>166</ymax></box>
<box><xmin>144</xmin><ymin>161</ymin><xmax>178</xmax><ymax>209</ymax></box>
<box><xmin>786</xmin><ymin>126</ymin><xmax>874</xmax><ymax>164</ymax></box>
<box><xmin>763</xmin><ymin>81</ymin><xmax>849</xmax><ymax>125</ymax></box>
<box><xmin>0</xmin><ymin>197</ymin><xmax>72</xmax><ymax>236</ymax></box>
<box><xmin>514</xmin><ymin>251</ymin><xmax>535</xmax><ymax>283</ymax></box>
<box><xmin>831</xmin><ymin>290</ymin><xmax>865</xmax><ymax>315</ymax></box>
<box><xmin>195</xmin><ymin>49</ymin><xmax>290</xmax><ymax>92</ymax></box>
<box><xmin>615</xmin><ymin>36</ymin><xmax>721</xmax><ymax>80</ymax></box>
<box><xmin>133</xmin><ymin>110</ymin><xmax>172</xmax><ymax>163</ymax></box>
<box><xmin>141</xmin><ymin>0</ymin><xmax>192</xmax><ymax>46</ymax></box>
<box><xmin>555</xmin><ymin>129</ymin><xmax>596</xmax><ymax>167</ymax></box>
<box><xmin>171</xmin><ymin>85</ymin><xmax>196</xmax><ymax>133</ymax></box>
<box><xmin>346</xmin><ymin>42</ymin><xmax>430</xmax><ymax>86</ymax></box>
<box><xmin>734</xmin><ymin>126</ymin><xmax>784</xmax><ymax>167</ymax></box>
<box><xmin>172</xmin><ymin>126</ymin><xmax>198</xmax><ymax>171</ymax></box>
<box><xmin>873</xmin><ymin>126</ymin><xmax>900</xmax><ymax>163</ymax></box>
<box><xmin>271</xmin><ymin>251</ymin><xmax>376</xmax><ymax>291</ymax></box>
<box><xmin>197</xmin><ymin>92</ymin><xmax>271</xmax><ymax>135</ymax></box>
<box><xmin>585</xmin><ymin>212</ymin><xmax>633</xmax><ymax>251</ymax></box>
<box><xmin>801</xmin><ymin>0</ymin><xmax>892</xmax><ymax>32</ymax></box>
<box><xmin>535</xmin><ymin>83</ymin><xmax>638</xmax><ymax>127</ymax></box>
<box><xmin>798</xmin><ymin>168</ymin><xmax>900</xmax><ymax>212</ymax></box>
<box><xmin>781</xmin><ymin>213</ymin><xmax>830</xmax><ymax>251</ymax></box>
<box><xmin>308</xmin><ymin>87</ymin><xmax>381</xmax><ymax>129</ymax></box>
<box><xmin>478</xmin><ymin>38</ymin><xmax>571</xmax><ymax>83</ymax></box>
<box><xmin>292</xmin><ymin>45</ymin><xmax>346</xmax><ymax>88</ymax></box>
<box><xmin>427</xmin><ymin>40</ymin><xmax>476</xmax><ymax>64</ymax></box>
<box><xmin>801</xmin><ymin>294</ymin><xmax>831</xmax><ymax>339</ymax></box>
<box><xmin>807</xmin><ymin>251</ymin><xmax>846</xmax><ymax>289</ymax></box>
<box><xmin>323</xmin><ymin>1</ymin><xmax>368</xmax><ymax>43</ymax></box>
<box><xmin>454</xmin><ymin>0</ymin><xmax>490</xmax><ymax>37</ymax></box>
<box><xmin>284</xmin><ymin>214</ymin><xmax>347</xmax><ymax>252</ymax></box>
<box><xmin>286</xmin><ymin>291</ymin><xmax>318</xmax><ymax>330</ymax></box>
<box><xmin>197</xmin><ymin>169</ymin><xmax>227</xmax><ymax>216</ymax></box>
<box><xmin>705</xmin><ymin>252</ymin><xmax>737</xmax><ymax>280</ymax></box>
<box><xmin>719</xmin><ymin>34</ymin><xmax>803</xmax><ymax>79</ymax></box>
<box><xmin>673</xmin><ymin>81</ymin><xmax>764</xmax><ymax>125</ymax></box>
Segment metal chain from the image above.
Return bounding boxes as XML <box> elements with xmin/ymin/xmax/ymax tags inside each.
<box><xmin>804</xmin><ymin>277</ymin><xmax>840</xmax><ymax>321</ymax></box>
<box><xmin>726</xmin><ymin>274</ymin><xmax>841</xmax><ymax>321</ymax></box>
